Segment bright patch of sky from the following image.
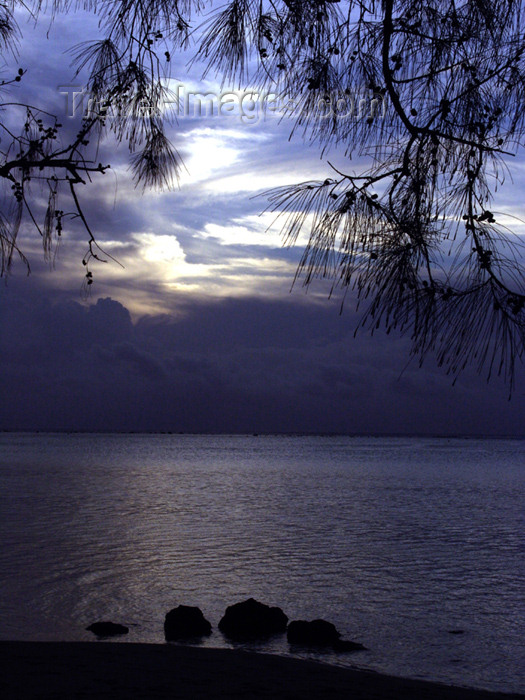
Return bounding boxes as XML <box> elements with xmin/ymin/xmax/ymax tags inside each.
<box><xmin>5</xmin><ymin>6</ymin><xmax>339</xmax><ymax>314</ymax></box>
<box><xmin>4</xmin><ymin>4</ymin><xmax>525</xmax><ymax>318</ymax></box>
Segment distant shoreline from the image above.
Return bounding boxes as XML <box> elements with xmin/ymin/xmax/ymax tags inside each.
<box><xmin>1</xmin><ymin>641</ymin><xmax>523</xmax><ymax>700</ymax></box>
<box><xmin>1</xmin><ymin>430</ymin><xmax>524</xmax><ymax>439</ymax></box>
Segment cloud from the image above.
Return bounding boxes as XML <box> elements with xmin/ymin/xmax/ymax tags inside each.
<box><xmin>0</xmin><ymin>287</ymin><xmax>523</xmax><ymax>435</ymax></box>
<box><xmin>2</xmin><ymin>6</ymin><xmax>524</xmax><ymax>439</ymax></box>
<box><xmin>93</xmin><ymin>341</ymin><xmax>166</xmax><ymax>381</ymax></box>
<box><xmin>3</xmin><ymin>6</ymin><xmax>370</xmax><ymax>317</ymax></box>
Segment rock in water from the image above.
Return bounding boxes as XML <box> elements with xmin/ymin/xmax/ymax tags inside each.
<box><xmin>287</xmin><ymin>619</ymin><xmax>340</xmax><ymax>645</ymax></box>
<box><xmin>164</xmin><ymin>605</ymin><xmax>212</xmax><ymax>640</ymax></box>
<box><xmin>287</xmin><ymin>619</ymin><xmax>367</xmax><ymax>652</ymax></box>
<box><xmin>86</xmin><ymin>621</ymin><xmax>129</xmax><ymax>637</ymax></box>
<box><xmin>218</xmin><ymin>598</ymin><xmax>288</xmax><ymax>638</ymax></box>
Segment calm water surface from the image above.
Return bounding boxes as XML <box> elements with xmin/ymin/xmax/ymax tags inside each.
<box><xmin>0</xmin><ymin>434</ymin><xmax>523</xmax><ymax>692</ymax></box>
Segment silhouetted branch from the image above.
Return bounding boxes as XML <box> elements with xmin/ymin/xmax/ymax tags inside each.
<box><xmin>1</xmin><ymin>0</ymin><xmax>524</xmax><ymax>388</ymax></box>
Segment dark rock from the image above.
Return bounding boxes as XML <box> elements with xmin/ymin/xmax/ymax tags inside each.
<box><xmin>287</xmin><ymin>619</ymin><xmax>340</xmax><ymax>645</ymax></box>
<box><xmin>164</xmin><ymin>605</ymin><xmax>212</xmax><ymax>640</ymax></box>
<box><xmin>218</xmin><ymin>598</ymin><xmax>288</xmax><ymax>639</ymax></box>
<box><xmin>86</xmin><ymin>621</ymin><xmax>129</xmax><ymax>637</ymax></box>
<box><xmin>287</xmin><ymin>619</ymin><xmax>366</xmax><ymax>652</ymax></box>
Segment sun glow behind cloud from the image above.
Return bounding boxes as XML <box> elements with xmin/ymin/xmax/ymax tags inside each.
<box><xmin>0</xmin><ymin>9</ymin><xmax>365</xmax><ymax>315</ymax></box>
<box><xmin>5</xmin><ymin>6</ymin><xmax>525</xmax><ymax>323</ymax></box>
<box><xmin>2</xmin><ymin>3</ymin><xmax>525</xmax><ymax>434</ymax></box>
<box><xmin>179</xmin><ymin>130</ymin><xmax>241</xmax><ymax>183</ymax></box>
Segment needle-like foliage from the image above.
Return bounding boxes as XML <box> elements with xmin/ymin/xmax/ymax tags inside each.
<box><xmin>1</xmin><ymin>0</ymin><xmax>524</xmax><ymax>388</ymax></box>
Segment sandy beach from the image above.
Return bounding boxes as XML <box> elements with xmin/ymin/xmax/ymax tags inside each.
<box><xmin>1</xmin><ymin>641</ymin><xmax>522</xmax><ymax>700</ymax></box>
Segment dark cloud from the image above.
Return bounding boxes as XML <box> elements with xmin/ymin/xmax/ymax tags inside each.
<box><xmin>5</xmin><ymin>7</ymin><xmax>352</xmax><ymax>305</ymax></box>
<box><xmin>1</xmin><ymin>8</ymin><xmax>524</xmax><ymax>438</ymax></box>
<box><xmin>93</xmin><ymin>341</ymin><xmax>167</xmax><ymax>381</ymax></box>
<box><xmin>0</xmin><ymin>286</ymin><xmax>523</xmax><ymax>435</ymax></box>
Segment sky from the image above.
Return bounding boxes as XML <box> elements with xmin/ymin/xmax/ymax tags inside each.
<box><xmin>0</xmin><ymin>5</ymin><xmax>524</xmax><ymax>435</ymax></box>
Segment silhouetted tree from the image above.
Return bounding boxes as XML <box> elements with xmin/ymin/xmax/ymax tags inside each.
<box><xmin>1</xmin><ymin>1</ymin><xmax>524</xmax><ymax>387</ymax></box>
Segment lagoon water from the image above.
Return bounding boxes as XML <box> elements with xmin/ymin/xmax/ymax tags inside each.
<box><xmin>0</xmin><ymin>433</ymin><xmax>523</xmax><ymax>693</ymax></box>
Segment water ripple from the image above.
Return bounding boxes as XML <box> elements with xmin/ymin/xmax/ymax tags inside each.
<box><xmin>0</xmin><ymin>434</ymin><xmax>523</xmax><ymax>693</ymax></box>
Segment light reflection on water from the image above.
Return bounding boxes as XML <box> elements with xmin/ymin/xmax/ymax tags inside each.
<box><xmin>0</xmin><ymin>434</ymin><xmax>523</xmax><ymax>693</ymax></box>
